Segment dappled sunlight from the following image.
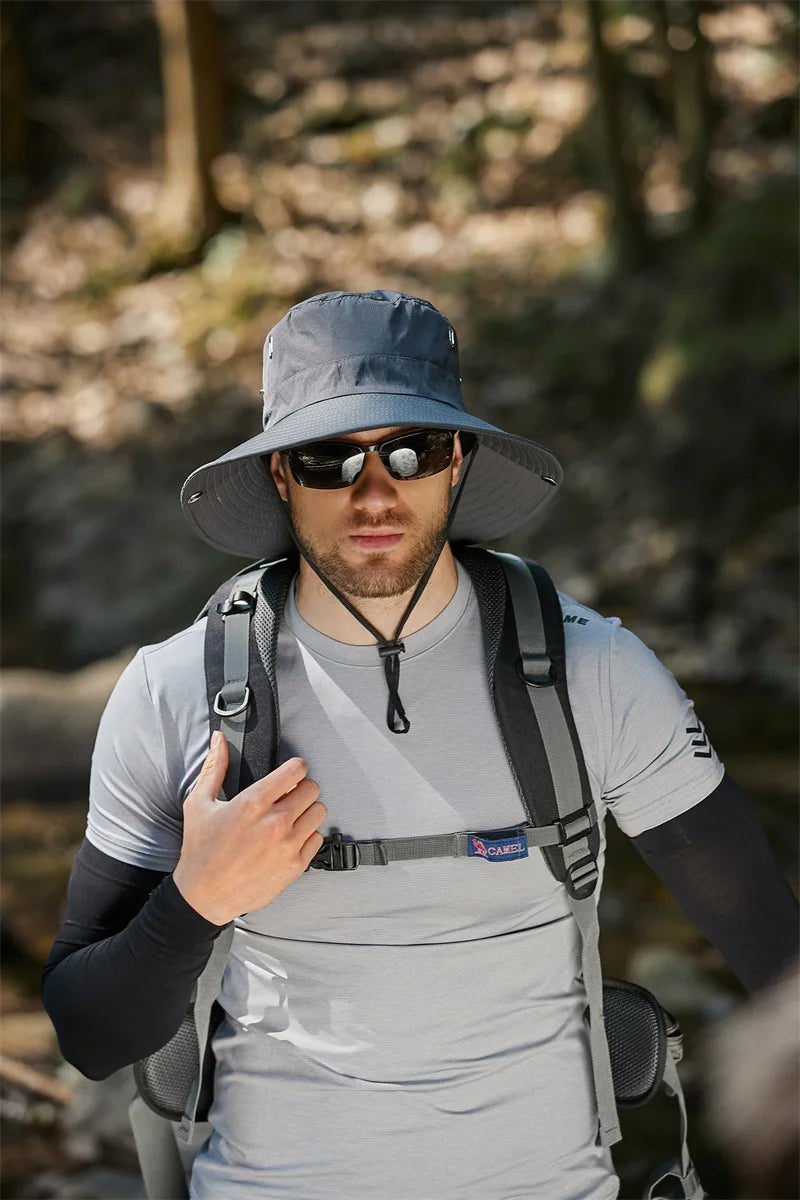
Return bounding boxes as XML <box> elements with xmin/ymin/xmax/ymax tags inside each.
<box><xmin>0</xmin><ymin>4</ymin><xmax>797</xmax><ymax>1197</ymax></box>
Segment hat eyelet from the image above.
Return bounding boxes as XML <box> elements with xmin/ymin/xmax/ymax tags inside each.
<box><xmin>187</xmin><ymin>491</ymin><xmax>203</xmax><ymax>503</ymax></box>
<box><xmin>542</xmin><ymin>476</ymin><xmax>557</xmax><ymax>486</ymax></box>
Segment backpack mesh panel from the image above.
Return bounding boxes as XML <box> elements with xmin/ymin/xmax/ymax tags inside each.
<box><xmin>134</xmin><ymin>1004</ymin><xmax>221</xmax><ymax>1122</ymax></box>
<box><xmin>455</xmin><ymin>545</ymin><xmax>505</xmax><ymax>683</ymax></box>
<box><xmin>134</xmin><ymin>1010</ymin><xmax>199</xmax><ymax>1121</ymax></box>
<box><xmin>597</xmin><ymin>980</ymin><xmax>667</xmax><ymax>1107</ymax></box>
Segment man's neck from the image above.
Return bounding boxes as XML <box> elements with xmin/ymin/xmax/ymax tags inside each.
<box><xmin>292</xmin><ymin>544</ymin><xmax>460</xmax><ymax>643</ymax></box>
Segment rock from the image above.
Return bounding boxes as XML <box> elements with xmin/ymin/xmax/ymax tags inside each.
<box><xmin>56</xmin><ymin>1064</ymin><xmax>139</xmax><ymax>1162</ymax></box>
<box><xmin>16</xmin><ymin>1166</ymin><xmax>145</xmax><ymax>1199</ymax></box>
<box><xmin>0</xmin><ymin>652</ymin><xmax>134</xmax><ymax>798</ymax></box>
<box><xmin>625</xmin><ymin>945</ymin><xmax>736</xmax><ymax>1020</ymax></box>
<box><xmin>700</xmin><ymin>962</ymin><xmax>800</xmax><ymax>1200</ymax></box>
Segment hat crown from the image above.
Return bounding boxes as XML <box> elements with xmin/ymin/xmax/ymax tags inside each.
<box><xmin>261</xmin><ymin>290</ymin><xmax>460</xmax><ymax>429</ymax></box>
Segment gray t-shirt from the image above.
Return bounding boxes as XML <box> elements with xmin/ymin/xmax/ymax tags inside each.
<box><xmin>87</xmin><ymin>562</ymin><xmax>724</xmax><ymax>1200</ymax></box>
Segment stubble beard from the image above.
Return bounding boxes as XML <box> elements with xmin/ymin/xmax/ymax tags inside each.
<box><xmin>285</xmin><ymin>486</ymin><xmax>452</xmax><ymax>600</ymax></box>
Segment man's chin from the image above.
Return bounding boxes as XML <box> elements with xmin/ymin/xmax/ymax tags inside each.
<box><xmin>331</xmin><ymin>559</ymin><xmax>421</xmax><ymax>600</ymax></box>
<box><xmin>288</xmin><ymin>508</ymin><xmax>449</xmax><ymax>601</ymax></box>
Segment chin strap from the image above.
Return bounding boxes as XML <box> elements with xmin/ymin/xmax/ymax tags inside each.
<box><xmin>293</xmin><ymin>443</ymin><xmax>478</xmax><ymax>734</ymax></box>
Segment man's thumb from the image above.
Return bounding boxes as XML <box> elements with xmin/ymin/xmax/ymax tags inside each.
<box><xmin>192</xmin><ymin>730</ymin><xmax>229</xmax><ymax>799</ymax></box>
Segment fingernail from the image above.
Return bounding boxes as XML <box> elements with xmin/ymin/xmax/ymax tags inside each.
<box><xmin>211</xmin><ymin>731</ymin><xmax>222</xmax><ymax>751</ymax></box>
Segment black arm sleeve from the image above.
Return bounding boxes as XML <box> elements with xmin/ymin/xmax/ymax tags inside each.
<box><xmin>631</xmin><ymin>771</ymin><xmax>800</xmax><ymax>995</ymax></box>
<box><xmin>41</xmin><ymin>838</ymin><xmax>225</xmax><ymax>1080</ymax></box>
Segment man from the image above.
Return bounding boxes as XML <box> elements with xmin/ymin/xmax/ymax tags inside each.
<box><xmin>43</xmin><ymin>290</ymin><xmax>798</xmax><ymax>1200</ymax></box>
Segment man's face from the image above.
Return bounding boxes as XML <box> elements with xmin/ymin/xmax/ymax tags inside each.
<box><xmin>269</xmin><ymin>427</ymin><xmax>465</xmax><ymax>599</ymax></box>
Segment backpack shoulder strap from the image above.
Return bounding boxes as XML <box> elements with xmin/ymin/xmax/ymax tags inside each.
<box><xmin>456</xmin><ymin>545</ymin><xmax>601</xmax><ymax>893</ymax></box>
<box><xmin>133</xmin><ymin>557</ymin><xmax>297</xmax><ymax>1182</ymax></box>
<box><xmin>491</xmin><ymin>551</ymin><xmax>600</xmax><ymax>898</ymax></box>
<box><xmin>248</xmin><ymin>553</ymin><xmax>298</xmax><ymax>780</ymax></box>
<box><xmin>459</xmin><ymin>545</ymin><xmax>621</xmax><ymax>1148</ymax></box>
<box><xmin>203</xmin><ymin>555</ymin><xmax>296</xmax><ymax>800</ymax></box>
<box><xmin>497</xmin><ymin>551</ymin><xmax>621</xmax><ymax>1147</ymax></box>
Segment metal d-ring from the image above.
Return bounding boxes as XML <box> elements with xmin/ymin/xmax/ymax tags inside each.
<box><xmin>213</xmin><ymin>686</ymin><xmax>251</xmax><ymax>718</ymax></box>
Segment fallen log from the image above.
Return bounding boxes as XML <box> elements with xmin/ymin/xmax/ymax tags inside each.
<box><xmin>0</xmin><ymin>1053</ymin><xmax>75</xmax><ymax>1104</ymax></box>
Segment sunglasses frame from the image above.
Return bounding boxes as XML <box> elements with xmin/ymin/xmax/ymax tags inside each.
<box><xmin>279</xmin><ymin>428</ymin><xmax>465</xmax><ymax>491</ymax></box>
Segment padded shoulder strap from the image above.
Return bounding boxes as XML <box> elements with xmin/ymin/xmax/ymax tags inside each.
<box><xmin>492</xmin><ymin>552</ymin><xmax>600</xmax><ymax>899</ymax></box>
<box><xmin>249</xmin><ymin>553</ymin><xmax>298</xmax><ymax>779</ymax></box>
<box><xmin>457</xmin><ymin>545</ymin><xmax>620</xmax><ymax>1147</ymax></box>
<box><xmin>203</xmin><ymin>556</ymin><xmax>296</xmax><ymax>799</ymax></box>
<box><xmin>455</xmin><ymin>545</ymin><xmax>602</xmax><ymax>893</ymax></box>
<box><xmin>138</xmin><ymin>555</ymin><xmax>297</xmax><ymax>1164</ymax></box>
<box><xmin>503</xmin><ymin>551</ymin><xmax>621</xmax><ymax>1147</ymax></box>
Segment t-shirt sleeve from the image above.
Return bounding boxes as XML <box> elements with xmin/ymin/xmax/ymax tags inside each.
<box><xmin>86</xmin><ymin>648</ymin><xmax>185</xmax><ymax>871</ymax></box>
<box><xmin>601</xmin><ymin>623</ymin><xmax>725</xmax><ymax>837</ymax></box>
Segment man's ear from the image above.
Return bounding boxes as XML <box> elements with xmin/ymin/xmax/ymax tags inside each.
<box><xmin>451</xmin><ymin>432</ymin><xmax>465</xmax><ymax>488</ymax></box>
<box><xmin>269</xmin><ymin>451</ymin><xmax>289</xmax><ymax>502</ymax></box>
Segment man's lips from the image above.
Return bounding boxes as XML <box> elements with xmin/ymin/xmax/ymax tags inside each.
<box><xmin>348</xmin><ymin>531</ymin><xmax>404</xmax><ymax>550</ymax></box>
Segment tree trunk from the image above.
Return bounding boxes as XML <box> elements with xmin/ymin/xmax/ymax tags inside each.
<box><xmin>1</xmin><ymin>8</ymin><xmax>28</xmax><ymax>177</ymax></box>
<box><xmin>149</xmin><ymin>0</ymin><xmax>225</xmax><ymax>265</ymax></box>
<box><xmin>585</xmin><ymin>0</ymin><xmax>649</xmax><ymax>273</ymax></box>
<box><xmin>652</xmin><ymin>0</ymin><xmax>715</xmax><ymax>233</ymax></box>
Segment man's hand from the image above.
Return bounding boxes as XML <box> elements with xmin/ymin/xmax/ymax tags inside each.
<box><xmin>172</xmin><ymin>732</ymin><xmax>327</xmax><ymax>925</ymax></box>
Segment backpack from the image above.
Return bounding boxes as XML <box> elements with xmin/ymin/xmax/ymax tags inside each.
<box><xmin>128</xmin><ymin>547</ymin><xmax>706</xmax><ymax>1200</ymax></box>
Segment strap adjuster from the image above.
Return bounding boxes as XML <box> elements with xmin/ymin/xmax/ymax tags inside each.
<box><xmin>556</xmin><ymin>808</ymin><xmax>594</xmax><ymax>844</ymax></box>
<box><xmin>216</xmin><ymin>590</ymin><xmax>256</xmax><ymax>617</ymax></box>
<box><xmin>310</xmin><ymin>835</ymin><xmax>360</xmax><ymax>871</ymax></box>
<box><xmin>517</xmin><ymin>654</ymin><xmax>558</xmax><ymax>687</ymax></box>
<box><xmin>378</xmin><ymin>641</ymin><xmax>405</xmax><ymax>659</ymax></box>
<box><xmin>566</xmin><ymin>852</ymin><xmax>598</xmax><ymax>891</ymax></box>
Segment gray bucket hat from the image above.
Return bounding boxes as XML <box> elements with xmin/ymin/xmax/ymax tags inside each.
<box><xmin>181</xmin><ymin>289</ymin><xmax>562</xmax><ymax>559</ymax></box>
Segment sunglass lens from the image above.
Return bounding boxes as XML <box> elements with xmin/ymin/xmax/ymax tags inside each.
<box><xmin>340</xmin><ymin>451</ymin><xmax>365</xmax><ymax>485</ymax></box>
<box><xmin>384</xmin><ymin>430</ymin><xmax>453</xmax><ymax>480</ymax></box>
<box><xmin>289</xmin><ymin>445</ymin><xmax>365</xmax><ymax>488</ymax></box>
<box><xmin>387</xmin><ymin>446</ymin><xmax>420</xmax><ymax>479</ymax></box>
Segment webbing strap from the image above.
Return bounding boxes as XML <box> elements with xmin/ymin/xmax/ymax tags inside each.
<box><xmin>214</xmin><ymin>565</ymin><xmax>265</xmax><ymax>801</ymax></box>
<box><xmin>496</xmin><ymin>552</ymin><xmax>621</xmax><ymax>1148</ymax></box>
<box><xmin>177</xmin><ymin>922</ymin><xmax>235</xmax><ymax>1145</ymax></box>
<box><xmin>313</xmin><ymin>813</ymin><xmax>599</xmax><ymax>869</ymax></box>
<box><xmin>129</xmin><ymin>1093</ymin><xmax>189</xmax><ymax>1200</ymax></box>
<box><xmin>642</xmin><ymin>1047</ymin><xmax>706</xmax><ymax>1199</ymax></box>
<box><xmin>216</xmin><ymin>609</ymin><xmax>249</xmax><ymax>801</ymax></box>
<box><xmin>570</xmin><ymin>894</ymin><xmax>622</xmax><ymax>1147</ymax></box>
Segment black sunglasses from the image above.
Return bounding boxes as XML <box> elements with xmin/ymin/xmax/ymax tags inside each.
<box><xmin>274</xmin><ymin>428</ymin><xmax>473</xmax><ymax>491</ymax></box>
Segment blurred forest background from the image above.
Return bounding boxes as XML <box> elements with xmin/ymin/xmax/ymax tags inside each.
<box><xmin>0</xmin><ymin>1</ymin><xmax>797</xmax><ymax>1197</ymax></box>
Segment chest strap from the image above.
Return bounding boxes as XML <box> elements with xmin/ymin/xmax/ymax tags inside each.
<box><xmin>310</xmin><ymin>809</ymin><xmax>597</xmax><ymax>870</ymax></box>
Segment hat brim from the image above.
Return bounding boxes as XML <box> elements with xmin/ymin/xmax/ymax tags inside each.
<box><xmin>180</xmin><ymin>393</ymin><xmax>562</xmax><ymax>559</ymax></box>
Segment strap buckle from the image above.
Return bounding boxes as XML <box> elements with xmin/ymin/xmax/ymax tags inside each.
<box><xmin>310</xmin><ymin>835</ymin><xmax>360</xmax><ymax>871</ymax></box>
<box><xmin>556</xmin><ymin>807</ymin><xmax>594</xmax><ymax>844</ymax></box>
<box><xmin>213</xmin><ymin>686</ymin><xmax>250</xmax><ymax>717</ymax></box>
<box><xmin>566</xmin><ymin>852</ymin><xmax>598</xmax><ymax>891</ymax></box>
<box><xmin>216</xmin><ymin>590</ymin><xmax>256</xmax><ymax>617</ymax></box>
<box><xmin>517</xmin><ymin>653</ymin><xmax>558</xmax><ymax>687</ymax></box>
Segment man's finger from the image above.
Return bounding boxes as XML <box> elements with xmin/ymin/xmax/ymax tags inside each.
<box><xmin>236</xmin><ymin>756</ymin><xmax>308</xmax><ymax>809</ymax></box>
<box><xmin>187</xmin><ymin>730</ymin><xmax>229</xmax><ymax>804</ymax></box>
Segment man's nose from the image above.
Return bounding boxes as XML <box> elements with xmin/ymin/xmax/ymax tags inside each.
<box><xmin>350</xmin><ymin>451</ymin><xmax>398</xmax><ymax>508</ymax></box>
